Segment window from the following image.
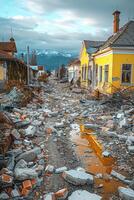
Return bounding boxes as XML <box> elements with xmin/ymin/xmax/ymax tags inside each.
<box><xmin>82</xmin><ymin>66</ymin><xmax>84</xmax><ymax>80</ymax></box>
<box><xmin>88</xmin><ymin>65</ymin><xmax>92</xmax><ymax>80</ymax></box>
<box><xmin>82</xmin><ymin>65</ymin><xmax>87</xmax><ymax>80</ymax></box>
<box><xmin>95</xmin><ymin>65</ymin><xmax>98</xmax><ymax>85</ymax></box>
<box><xmin>99</xmin><ymin>66</ymin><xmax>102</xmax><ymax>82</ymax></box>
<box><xmin>122</xmin><ymin>64</ymin><xmax>131</xmax><ymax>84</ymax></box>
<box><xmin>104</xmin><ymin>65</ymin><xmax>109</xmax><ymax>82</ymax></box>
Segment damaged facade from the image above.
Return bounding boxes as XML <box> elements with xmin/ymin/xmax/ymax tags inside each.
<box><xmin>0</xmin><ymin>38</ymin><xmax>27</xmax><ymax>90</ymax></box>
<box><xmin>55</xmin><ymin>64</ymin><xmax>67</xmax><ymax>80</ymax></box>
<box><xmin>80</xmin><ymin>11</ymin><xmax>134</xmax><ymax>94</ymax></box>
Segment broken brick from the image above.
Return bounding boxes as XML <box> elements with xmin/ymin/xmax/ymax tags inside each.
<box><xmin>1</xmin><ymin>174</ymin><xmax>13</xmax><ymax>183</ymax></box>
<box><xmin>21</xmin><ymin>188</ymin><xmax>30</xmax><ymax>197</ymax></box>
<box><xmin>22</xmin><ymin>180</ymin><xmax>32</xmax><ymax>190</ymax></box>
<box><xmin>55</xmin><ymin>188</ymin><xmax>68</xmax><ymax>199</ymax></box>
<box><xmin>46</xmin><ymin>128</ymin><xmax>52</xmax><ymax>134</ymax></box>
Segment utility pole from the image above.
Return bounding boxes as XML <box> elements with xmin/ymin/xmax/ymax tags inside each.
<box><xmin>27</xmin><ymin>46</ymin><xmax>30</xmax><ymax>85</ymax></box>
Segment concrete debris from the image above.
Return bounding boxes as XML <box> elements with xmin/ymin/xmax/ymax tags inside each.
<box><xmin>118</xmin><ymin>186</ymin><xmax>134</xmax><ymax>200</ymax></box>
<box><xmin>25</xmin><ymin>125</ymin><xmax>36</xmax><ymax>137</ymax></box>
<box><xmin>111</xmin><ymin>170</ymin><xmax>126</xmax><ymax>182</ymax></box>
<box><xmin>11</xmin><ymin>188</ymin><xmax>20</xmax><ymax>198</ymax></box>
<box><xmin>11</xmin><ymin>129</ymin><xmax>21</xmax><ymax>139</ymax></box>
<box><xmin>119</xmin><ymin>117</ymin><xmax>127</xmax><ymax>128</ymax></box>
<box><xmin>84</xmin><ymin>123</ymin><xmax>100</xmax><ymax>130</ymax></box>
<box><xmin>76</xmin><ymin>167</ymin><xmax>86</xmax><ymax>172</ymax></box>
<box><xmin>0</xmin><ymin>76</ymin><xmax>133</xmax><ymax>200</ymax></box>
<box><xmin>68</xmin><ymin>190</ymin><xmax>102</xmax><ymax>200</ymax></box>
<box><xmin>55</xmin><ymin>166</ymin><xmax>68</xmax><ymax>174</ymax></box>
<box><xmin>129</xmin><ymin>179</ymin><xmax>134</xmax><ymax>190</ymax></box>
<box><xmin>45</xmin><ymin>165</ymin><xmax>55</xmax><ymax>173</ymax></box>
<box><xmin>55</xmin><ymin>122</ymin><xmax>64</xmax><ymax>128</ymax></box>
<box><xmin>0</xmin><ymin>192</ymin><xmax>9</xmax><ymax>199</ymax></box>
<box><xmin>128</xmin><ymin>146</ymin><xmax>134</xmax><ymax>153</ymax></box>
<box><xmin>14</xmin><ymin>167</ymin><xmax>38</xmax><ymax>180</ymax></box>
<box><xmin>62</xmin><ymin>169</ymin><xmax>93</xmax><ymax>185</ymax></box>
<box><xmin>107</xmin><ymin>131</ymin><xmax>118</xmax><ymax>138</ymax></box>
<box><xmin>16</xmin><ymin>147</ymin><xmax>41</xmax><ymax>162</ymax></box>
<box><xmin>95</xmin><ymin>173</ymin><xmax>103</xmax><ymax>179</ymax></box>
<box><xmin>102</xmin><ymin>151</ymin><xmax>111</xmax><ymax>157</ymax></box>
<box><xmin>15</xmin><ymin>159</ymin><xmax>27</xmax><ymax>169</ymax></box>
<box><xmin>43</xmin><ymin>193</ymin><xmax>56</xmax><ymax>200</ymax></box>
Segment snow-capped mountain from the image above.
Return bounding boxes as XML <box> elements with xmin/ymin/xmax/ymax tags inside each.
<box><xmin>17</xmin><ymin>49</ymin><xmax>79</xmax><ymax>70</ymax></box>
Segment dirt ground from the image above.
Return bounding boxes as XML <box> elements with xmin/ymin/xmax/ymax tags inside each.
<box><xmin>41</xmin><ymin>79</ymin><xmax>94</xmax><ymax>197</ymax></box>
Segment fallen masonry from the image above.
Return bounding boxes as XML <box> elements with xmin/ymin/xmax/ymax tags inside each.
<box><xmin>118</xmin><ymin>186</ymin><xmax>134</xmax><ymax>200</ymax></box>
<box><xmin>0</xmin><ymin>77</ymin><xmax>133</xmax><ymax>199</ymax></box>
<box><xmin>68</xmin><ymin>190</ymin><xmax>102</xmax><ymax>200</ymax></box>
<box><xmin>62</xmin><ymin>169</ymin><xmax>94</xmax><ymax>185</ymax></box>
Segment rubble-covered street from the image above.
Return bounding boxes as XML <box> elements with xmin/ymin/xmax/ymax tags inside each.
<box><xmin>0</xmin><ymin>76</ymin><xmax>134</xmax><ymax>200</ymax></box>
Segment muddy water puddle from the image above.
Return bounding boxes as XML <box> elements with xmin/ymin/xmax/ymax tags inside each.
<box><xmin>70</xmin><ymin>125</ymin><xmax>125</xmax><ymax>200</ymax></box>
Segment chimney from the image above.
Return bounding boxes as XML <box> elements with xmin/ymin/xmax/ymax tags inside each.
<box><xmin>113</xmin><ymin>10</ymin><xmax>120</xmax><ymax>33</ymax></box>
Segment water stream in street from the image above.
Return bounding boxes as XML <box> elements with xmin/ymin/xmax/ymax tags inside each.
<box><xmin>70</xmin><ymin>125</ymin><xmax>125</xmax><ymax>200</ymax></box>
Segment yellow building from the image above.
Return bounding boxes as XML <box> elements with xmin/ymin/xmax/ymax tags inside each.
<box><xmin>80</xmin><ymin>40</ymin><xmax>104</xmax><ymax>88</ymax></box>
<box><xmin>80</xmin><ymin>11</ymin><xmax>134</xmax><ymax>94</ymax></box>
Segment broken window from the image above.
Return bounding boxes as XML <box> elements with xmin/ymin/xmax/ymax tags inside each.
<box><xmin>122</xmin><ymin>64</ymin><xmax>131</xmax><ymax>84</ymax></box>
<box><xmin>104</xmin><ymin>65</ymin><xmax>109</xmax><ymax>82</ymax></box>
<box><xmin>99</xmin><ymin>66</ymin><xmax>102</xmax><ymax>82</ymax></box>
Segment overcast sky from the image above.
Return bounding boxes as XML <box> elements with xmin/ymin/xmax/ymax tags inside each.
<box><xmin>1</xmin><ymin>0</ymin><xmax>134</xmax><ymax>51</ymax></box>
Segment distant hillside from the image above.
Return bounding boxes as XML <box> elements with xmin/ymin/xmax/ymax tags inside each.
<box><xmin>17</xmin><ymin>49</ymin><xmax>79</xmax><ymax>71</ymax></box>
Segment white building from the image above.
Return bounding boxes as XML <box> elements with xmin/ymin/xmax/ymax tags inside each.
<box><xmin>68</xmin><ymin>59</ymin><xmax>80</xmax><ymax>82</ymax></box>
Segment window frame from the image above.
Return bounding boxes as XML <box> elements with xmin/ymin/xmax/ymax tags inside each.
<box><xmin>88</xmin><ymin>65</ymin><xmax>92</xmax><ymax>80</ymax></box>
<box><xmin>99</xmin><ymin>66</ymin><xmax>103</xmax><ymax>82</ymax></box>
<box><xmin>82</xmin><ymin>65</ymin><xmax>87</xmax><ymax>81</ymax></box>
<box><xmin>121</xmin><ymin>64</ymin><xmax>132</xmax><ymax>85</ymax></box>
<box><xmin>104</xmin><ymin>64</ymin><xmax>109</xmax><ymax>82</ymax></box>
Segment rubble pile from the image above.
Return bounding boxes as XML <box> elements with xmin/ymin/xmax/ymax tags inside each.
<box><xmin>0</xmin><ymin>86</ymin><xmax>46</xmax><ymax>199</ymax></box>
<box><xmin>0</xmin><ymin>77</ymin><xmax>133</xmax><ymax>199</ymax></box>
<box><xmin>0</xmin><ymin>86</ymin><xmax>38</xmax><ymax>110</ymax></box>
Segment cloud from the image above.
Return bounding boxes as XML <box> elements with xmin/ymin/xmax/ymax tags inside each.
<box><xmin>22</xmin><ymin>0</ymin><xmax>134</xmax><ymax>26</ymax></box>
<box><xmin>0</xmin><ymin>16</ymin><xmax>110</xmax><ymax>51</ymax></box>
<box><xmin>1</xmin><ymin>0</ymin><xmax>134</xmax><ymax>51</ymax></box>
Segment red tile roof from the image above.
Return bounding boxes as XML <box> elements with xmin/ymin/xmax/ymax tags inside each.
<box><xmin>0</xmin><ymin>50</ymin><xmax>27</xmax><ymax>67</ymax></box>
<box><xmin>0</xmin><ymin>42</ymin><xmax>17</xmax><ymax>53</ymax></box>
<box><xmin>0</xmin><ymin>50</ymin><xmax>13</xmax><ymax>59</ymax></box>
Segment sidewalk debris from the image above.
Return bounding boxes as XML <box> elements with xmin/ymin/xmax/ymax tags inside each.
<box><xmin>111</xmin><ymin>170</ymin><xmax>126</xmax><ymax>182</ymax></box>
<box><xmin>68</xmin><ymin>190</ymin><xmax>102</xmax><ymax>200</ymax></box>
<box><xmin>62</xmin><ymin>169</ymin><xmax>94</xmax><ymax>185</ymax></box>
<box><xmin>55</xmin><ymin>166</ymin><xmax>67</xmax><ymax>174</ymax></box>
<box><xmin>118</xmin><ymin>186</ymin><xmax>134</xmax><ymax>200</ymax></box>
<box><xmin>0</xmin><ymin>76</ymin><xmax>133</xmax><ymax>199</ymax></box>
